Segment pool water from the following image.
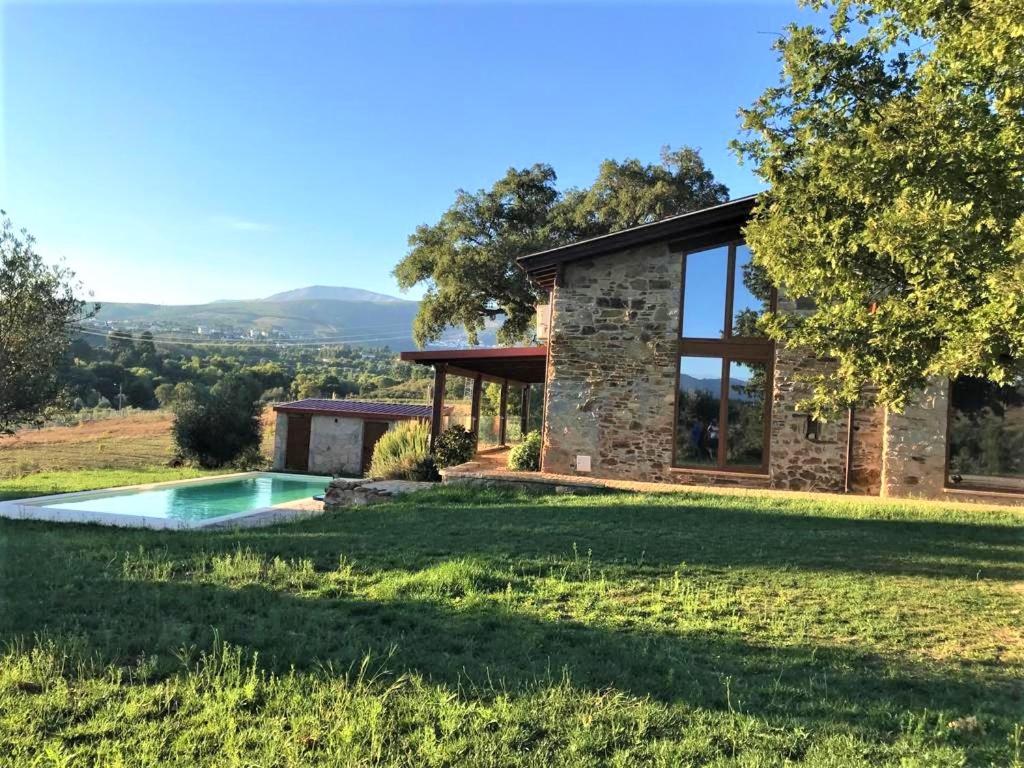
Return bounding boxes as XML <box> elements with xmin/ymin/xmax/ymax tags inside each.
<box><xmin>42</xmin><ymin>474</ymin><xmax>331</xmax><ymax>523</ymax></box>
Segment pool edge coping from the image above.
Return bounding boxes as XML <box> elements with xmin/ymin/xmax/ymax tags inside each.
<box><xmin>0</xmin><ymin>471</ymin><xmax>331</xmax><ymax>530</ymax></box>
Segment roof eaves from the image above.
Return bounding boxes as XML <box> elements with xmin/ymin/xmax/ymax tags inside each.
<box><xmin>517</xmin><ymin>195</ymin><xmax>757</xmax><ymax>273</ymax></box>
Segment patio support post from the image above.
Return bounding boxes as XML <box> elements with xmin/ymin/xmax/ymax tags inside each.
<box><xmin>498</xmin><ymin>379</ymin><xmax>509</xmax><ymax>446</ymax></box>
<box><xmin>430</xmin><ymin>364</ymin><xmax>447</xmax><ymax>449</ymax></box>
<box><xmin>470</xmin><ymin>374</ymin><xmax>483</xmax><ymax>448</ymax></box>
<box><xmin>520</xmin><ymin>384</ymin><xmax>530</xmax><ymax>436</ymax></box>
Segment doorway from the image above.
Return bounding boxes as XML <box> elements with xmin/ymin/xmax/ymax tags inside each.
<box><xmin>361</xmin><ymin>421</ymin><xmax>390</xmax><ymax>474</ymax></box>
<box><xmin>284</xmin><ymin>414</ymin><xmax>312</xmax><ymax>471</ymax></box>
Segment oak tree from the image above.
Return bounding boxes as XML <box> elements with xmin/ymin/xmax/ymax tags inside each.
<box><xmin>394</xmin><ymin>147</ymin><xmax>728</xmax><ymax>346</ymax></box>
<box><xmin>734</xmin><ymin>0</ymin><xmax>1024</xmax><ymax>414</ymax></box>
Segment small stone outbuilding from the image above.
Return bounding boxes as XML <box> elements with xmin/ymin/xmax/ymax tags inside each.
<box><xmin>272</xmin><ymin>400</ymin><xmax>433</xmax><ymax>476</ymax></box>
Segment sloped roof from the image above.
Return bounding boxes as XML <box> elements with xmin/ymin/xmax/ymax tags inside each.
<box><xmin>273</xmin><ymin>399</ymin><xmax>434</xmax><ymax>419</ymax></box>
<box><xmin>517</xmin><ymin>195</ymin><xmax>757</xmax><ymax>289</ymax></box>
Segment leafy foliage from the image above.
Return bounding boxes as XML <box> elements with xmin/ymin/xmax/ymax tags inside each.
<box><xmin>433</xmin><ymin>424</ymin><xmax>476</xmax><ymax>468</ymax></box>
<box><xmin>507</xmin><ymin>430</ymin><xmax>541</xmax><ymax>471</ymax></box>
<box><xmin>367</xmin><ymin>420</ymin><xmax>438</xmax><ymax>481</ymax></box>
<box><xmin>171</xmin><ymin>373</ymin><xmax>263</xmax><ymax>468</ymax></box>
<box><xmin>394</xmin><ymin>147</ymin><xmax>728</xmax><ymax>347</ymax></box>
<box><xmin>734</xmin><ymin>0</ymin><xmax>1024</xmax><ymax>414</ymax></box>
<box><xmin>0</xmin><ymin>212</ymin><xmax>94</xmax><ymax>433</ymax></box>
<box><xmin>57</xmin><ymin>334</ymin><xmax>429</xmax><ymax>419</ymax></box>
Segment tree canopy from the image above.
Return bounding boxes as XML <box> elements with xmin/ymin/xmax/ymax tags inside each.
<box><xmin>0</xmin><ymin>212</ymin><xmax>94</xmax><ymax>433</ymax></box>
<box><xmin>734</xmin><ymin>0</ymin><xmax>1024</xmax><ymax>414</ymax></box>
<box><xmin>394</xmin><ymin>147</ymin><xmax>728</xmax><ymax>346</ymax></box>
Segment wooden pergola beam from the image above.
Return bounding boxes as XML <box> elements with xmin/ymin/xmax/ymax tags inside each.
<box><xmin>470</xmin><ymin>374</ymin><xmax>483</xmax><ymax>447</ymax></box>
<box><xmin>498</xmin><ymin>380</ymin><xmax>509</xmax><ymax>446</ymax></box>
<box><xmin>429</xmin><ymin>364</ymin><xmax>447</xmax><ymax>448</ymax></box>
<box><xmin>520</xmin><ymin>384</ymin><xmax>531</xmax><ymax>437</ymax></box>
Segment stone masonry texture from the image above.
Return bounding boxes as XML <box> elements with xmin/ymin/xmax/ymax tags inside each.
<box><xmin>541</xmin><ymin>242</ymin><xmax>682</xmax><ymax>483</ymax></box>
<box><xmin>539</xmin><ymin>243</ymin><xmax>912</xmax><ymax>496</ymax></box>
<box><xmin>882</xmin><ymin>379</ymin><xmax>949</xmax><ymax>498</ymax></box>
<box><xmin>308</xmin><ymin>415</ymin><xmax>364</xmax><ymax>475</ymax></box>
<box><xmin>767</xmin><ymin>346</ymin><xmax>848</xmax><ymax>492</ymax></box>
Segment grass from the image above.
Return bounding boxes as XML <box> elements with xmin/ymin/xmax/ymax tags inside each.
<box><xmin>0</xmin><ymin>408</ymin><xmax>277</xmax><ymax>481</ymax></box>
<box><xmin>0</xmin><ymin>408</ymin><xmax>278</xmax><ymax>500</ymax></box>
<box><xmin>0</xmin><ymin>485</ymin><xmax>1022</xmax><ymax>766</ymax></box>
<box><xmin>0</xmin><ymin>467</ymin><xmax>215</xmax><ymax>501</ymax></box>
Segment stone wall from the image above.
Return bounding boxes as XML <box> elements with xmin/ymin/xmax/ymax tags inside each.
<box><xmin>768</xmin><ymin>347</ymin><xmax>848</xmax><ymax>492</ymax></box>
<box><xmin>541</xmin><ymin>241</ymin><xmax>682</xmax><ymax>482</ymax></box>
<box><xmin>881</xmin><ymin>379</ymin><xmax>949</xmax><ymax>498</ymax></box>
<box><xmin>538</xmin><ymin>242</ymin><xmax>952</xmax><ymax>498</ymax></box>
<box><xmin>308</xmin><ymin>415</ymin><xmax>364</xmax><ymax>476</ymax></box>
<box><xmin>272</xmin><ymin>412</ymin><xmax>288</xmax><ymax>470</ymax></box>
<box><xmin>848</xmin><ymin>390</ymin><xmax>885</xmax><ymax>496</ymax></box>
<box><xmin>767</xmin><ymin>351</ymin><xmax>886</xmax><ymax>494</ymax></box>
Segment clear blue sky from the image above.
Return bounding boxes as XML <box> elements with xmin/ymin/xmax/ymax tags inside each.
<box><xmin>2</xmin><ymin>1</ymin><xmax>816</xmax><ymax>305</ymax></box>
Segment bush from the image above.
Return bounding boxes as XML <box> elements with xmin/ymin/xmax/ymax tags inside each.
<box><xmin>171</xmin><ymin>373</ymin><xmax>263</xmax><ymax>469</ymax></box>
<box><xmin>368</xmin><ymin>420</ymin><xmax>439</xmax><ymax>481</ymax></box>
<box><xmin>508</xmin><ymin>430</ymin><xmax>541</xmax><ymax>471</ymax></box>
<box><xmin>433</xmin><ymin>424</ymin><xmax>476</xmax><ymax>468</ymax></box>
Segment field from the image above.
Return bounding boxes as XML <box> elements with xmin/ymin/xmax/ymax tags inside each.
<box><xmin>0</xmin><ymin>410</ymin><xmax>277</xmax><ymax>499</ymax></box>
<box><xmin>1</xmin><ymin>486</ymin><xmax>1022</xmax><ymax>766</ymax></box>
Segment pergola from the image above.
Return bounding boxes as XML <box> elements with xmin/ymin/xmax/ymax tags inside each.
<box><xmin>400</xmin><ymin>346</ymin><xmax>547</xmax><ymax>448</ymax></box>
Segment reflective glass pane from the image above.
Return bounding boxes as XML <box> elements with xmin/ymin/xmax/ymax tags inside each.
<box><xmin>725</xmin><ymin>361</ymin><xmax>767</xmax><ymax>467</ymax></box>
<box><xmin>681</xmin><ymin>246</ymin><xmax>728</xmax><ymax>338</ymax></box>
<box><xmin>675</xmin><ymin>356</ymin><xmax>723</xmax><ymax>465</ymax></box>
<box><xmin>949</xmin><ymin>377</ymin><xmax>1024</xmax><ymax>490</ymax></box>
<box><xmin>731</xmin><ymin>244</ymin><xmax>771</xmax><ymax>338</ymax></box>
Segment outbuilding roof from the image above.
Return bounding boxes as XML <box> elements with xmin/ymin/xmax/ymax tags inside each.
<box><xmin>273</xmin><ymin>399</ymin><xmax>434</xmax><ymax>420</ymax></box>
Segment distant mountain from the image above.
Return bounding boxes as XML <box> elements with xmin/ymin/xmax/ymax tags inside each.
<box><xmin>679</xmin><ymin>374</ymin><xmax>755</xmax><ymax>400</ymax></box>
<box><xmin>88</xmin><ymin>290</ymin><xmax>498</xmax><ymax>350</ymax></box>
<box><xmin>262</xmin><ymin>285</ymin><xmax>408</xmax><ymax>303</ymax></box>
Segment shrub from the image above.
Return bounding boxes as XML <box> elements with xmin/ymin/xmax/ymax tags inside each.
<box><xmin>507</xmin><ymin>430</ymin><xmax>541</xmax><ymax>471</ymax></box>
<box><xmin>433</xmin><ymin>424</ymin><xmax>475</xmax><ymax>468</ymax></box>
<box><xmin>171</xmin><ymin>373</ymin><xmax>263</xmax><ymax>468</ymax></box>
<box><xmin>367</xmin><ymin>420</ymin><xmax>439</xmax><ymax>481</ymax></box>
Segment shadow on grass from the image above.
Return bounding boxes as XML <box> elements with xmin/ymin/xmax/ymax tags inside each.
<box><xmin>1</xmin><ymin>486</ymin><xmax>1022</xmax><ymax>760</ymax></box>
<box><xmin>2</xmin><ymin>569</ymin><xmax>1021</xmax><ymax>746</ymax></box>
<box><xmin>203</xmin><ymin>491</ymin><xmax>1024</xmax><ymax>582</ymax></box>
<box><xmin>2</xmin><ymin>495</ymin><xmax>1022</xmax><ymax>730</ymax></box>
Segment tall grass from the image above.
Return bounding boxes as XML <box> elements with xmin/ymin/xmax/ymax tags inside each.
<box><xmin>367</xmin><ymin>421</ymin><xmax>436</xmax><ymax>481</ymax></box>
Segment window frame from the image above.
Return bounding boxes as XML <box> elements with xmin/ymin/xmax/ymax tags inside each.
<box><xmin>672</xmin><ymin>240</ymin><xmax>776</xmax><ymax>474</ymax></box>
<box><xmin>944</xmin><ymin>377</ymin><xmax>1024</xmax><ymax>494</ymax></box>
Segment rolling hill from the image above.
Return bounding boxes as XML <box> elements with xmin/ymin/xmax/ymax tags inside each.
<box><xmin>88</xmin><ymin>286</ymin><xmax>496</xmax><ymax>349</ymax></box>
<box><xmin>262</xmin><ymin>285</ymin><xmax>405</xmax><ymax>303</ymax></box>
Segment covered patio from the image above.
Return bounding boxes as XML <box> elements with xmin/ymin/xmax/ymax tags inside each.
<box><xmin>399</xmin><ymin>347</ymin><xmax>547</xmax><ymax>450</ymax></box>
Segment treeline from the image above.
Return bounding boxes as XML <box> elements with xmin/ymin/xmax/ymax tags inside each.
<box><xmin>60</xmin><ymin>330</ymin><xmax>431</xmax><ymax>413</ymax></box>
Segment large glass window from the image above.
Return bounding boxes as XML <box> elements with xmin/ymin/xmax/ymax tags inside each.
<box><xmin>681</xmin><ymin>246</ymin><xmax>728</xmax><ymax>338</ymax></box>
<box><xmin>676</xmin><ymin>356</ymin><xmax>724</xmax><ymax>465</ymax></box>
<box><xmin>731</xmin><ymin>245</ymin><xmax>771</xmax><ymax>338</ymax></box>
<box><xmin>948</xmin><ymin>377</ymin><xmax>1024</xmax><ymax>491</ymax></box>
<box><xmin>674</xmin><ymin>241</ymin><xmax>774</xmax><ymax>472</ymax></box>
<box><xmin>726</xmin><ymin>361</ymin><xmax>767</xmax><ymax>467</ymax></box>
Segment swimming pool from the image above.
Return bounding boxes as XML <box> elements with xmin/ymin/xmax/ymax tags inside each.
<box><xmin>0</xmin><ymin>472</ymin><xmax>332</xmax><ymax>529</ymax></box>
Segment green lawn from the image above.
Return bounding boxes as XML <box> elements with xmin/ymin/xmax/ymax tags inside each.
<box><xmin>0</xmin><ymin>467</ymin><xmax>214</xmax><ymax>501</ymax></box>
<box><xmin>1</xmin><ymin>485</ymin><xmax>1022</xmax><ymax>766</ymax></box>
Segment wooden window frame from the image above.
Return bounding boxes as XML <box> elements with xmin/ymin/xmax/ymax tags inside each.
<box><xmin>944</xmin><ymin>376</ymin><xmax>1024</xmax><ymax>494</ymax></box>
<box><xmin>672</xmin><ymin>240</ymin><xmax>776</xmax><ymax>474</ymax></box>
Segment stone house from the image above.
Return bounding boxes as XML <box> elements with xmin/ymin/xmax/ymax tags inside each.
<box><xmin>403</xmin><ymin>196</ymin><xmax>1021</xmax><ymax>503</ymax></box>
